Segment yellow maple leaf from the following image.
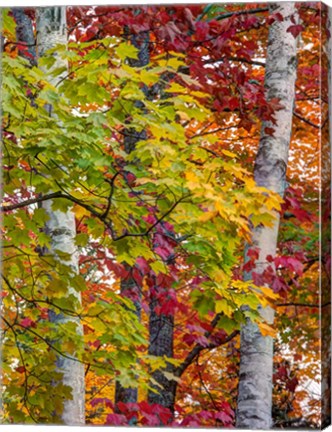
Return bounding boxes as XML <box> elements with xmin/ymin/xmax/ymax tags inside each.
<box><xmin>215</xmin><ymin>299</ymin><xmax>232</xmax><ymax>317</ymax></box>
<box><xmin>74</xmin><ymin>204</ymin><xmax>90</xmax><ymax>219</ymax></box>
<box><xmin>222</xmin><ymin>149</ymin><xmax>238</xmax><ymax>158</ymax></box>
<box><xmin>259</xmin><ymin>286</ymin><xmax>280</xmax><ymax>300</ymax></box>
<box><xmin>198</xmin><ymin>210</ymin><xmax>218</xmax><ymax>222</ymax></box>
<box><xmin>258</xmin><ymin>321</ymin><xmax>277</xmax><ymax>337</ymax></box>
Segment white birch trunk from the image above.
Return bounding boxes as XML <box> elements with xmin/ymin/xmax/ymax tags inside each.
<box><xmin>236</xmin><ymin>3</ymin><xmax>298</xmax><ymax>429</ymax></box>
<box><xmin>36</xmin><ymin>7</ymin><xmax>85</xmax><ymax>425</ymax></box>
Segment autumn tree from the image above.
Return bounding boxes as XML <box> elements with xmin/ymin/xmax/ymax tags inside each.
<box><xmin>1</xmin><ymin>3</ymin><xmax>330</xmax><ymax>428</ymax></box>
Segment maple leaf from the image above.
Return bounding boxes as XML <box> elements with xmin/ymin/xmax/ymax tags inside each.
<box><xmin>106</xmin><ymin>413</ymin><xmax>127</xmax><ymax>425</ymax></box>
<box><xmin>215</xmin><ymin>411</ymin><xmax>233</xmax><ymax>424</ymax></box>
<box><xmin>264</xmin><ymin>126</ymin><xmax>275</xmax><ymax>136</ymax></box>
<box><xmin>286</xmin><ymin>24</ymin><xmax>304</xmax><ymax>38</ymax></box>
<box><xmin>286</xmin><ymin>376</ymin><xmax>299</xmax><ymax>392</ymax></box>
<box><xmin>20</xmin><ymin>317</ymin><xmax>36</xmax><ymax>328</ymax></box>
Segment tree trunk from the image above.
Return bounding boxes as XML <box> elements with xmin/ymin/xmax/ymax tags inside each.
<box><xmin>236</xmin><ymin>3</ymin><xmax>298</xmax><ymax>429</ymax></box>
<box><xmin>112</xmin><ymin>30</ymin><xmax>176</xmax><ymax>417</ymax></box>
<box><xmin>147</xmin><ymin>289</ymin><xmax>176</xmax><ymax>415</ymax></box>
<box><xmin>12</xmin><ymin>8</ymin><xmax>36</xmax><ymax>65</ymax></box>
<box><xmin>36</xmin><ymin>7</ymin><xmax>85</xmax><ymax>425</ymax></box>
<box><xmin>114</xmin><ymin>30</ymin><xmax>149</xmax><ymax>409</ymax></box>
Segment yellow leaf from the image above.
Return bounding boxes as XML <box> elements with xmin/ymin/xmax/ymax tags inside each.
<box><xmin>74</xmin><ymin>204</ymin><xmax>90</xmax><ymax>219</ymax></box>
<box><xmin>163</xmin><ymin>371</ymin><xmax>181</xmax><ymax>383</ymax></box>
<box><xmin>212</xmin><ymin>269</ymin><xmax>227</xmax><ymax>283</ymax></box>
<box><xmin>198</xmin><ymin>210</ymin><xmax>218</xmax><ymax>222</ymax></box>
<box><xmin>221</xmin><ymin>149</ymin><xmax>237</xmax><ymax>158</ymax></box>
<box><xmin>177</xmin><ymin>110</ymin><xmax>190</xmax><ymax>121</ymax></box>
<box><xmin>168</xmin><ymin>82</ymin><xmax>186</xmax><ymax>93</ymax></box>
<box><xmin>140</xmin><ymin>69</ymin><xmax>159</xmax><ymax>86</ymax></box>
<box><xmin>215</xmin><ymin>299</ymin><xmax>232</xmax><ymax>317</ymax></box>
<box><xmin>258</xmin><ymin>322</ymin><xmax>277</xmax><ymax>337</ymax></box>
<box><xmin>168</xmin><ymin>57</ymin><xmax>184</xmax><ymax>70</ymax></box>
<box><xmin>259</xmin><ymin>286</ymin><xmax>280</xmax><ymax>300</ymax></box>
<box><xmin>135</xmin><ymin>177</ymin><xmax>151</xmax><ymax>185</ymax></box>
<box><xmin>185</xmin><ymin>171</ymin><xmax>199</xmax><ymax>183</ymax></box>
<box><xmin>215</xmin><ymin>200</ymin><xmax>227</xmax><ymax>217</ymax></box>
<box><xmin>244</xmin><ymin>177</ymin><xmax>257</xmax><ymax>190</ymax></box>
<box><xmin>63</xmin><ymin>340</ymin><xmax>77</xmax><ymax>354</ymax></box>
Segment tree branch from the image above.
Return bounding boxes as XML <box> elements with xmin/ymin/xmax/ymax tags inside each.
<box><xmin>215</xmin><ymin>7</ymin><xmax>269</xmax><ymax>21</ymax></box>
<box><xmin>293</xmin><ymin>111</ymin><xmax>320</xmax><ymax>129</ymax></box>
<box><xmin>277</xmin><ymin>301</ymin><xmax>331</xmax><ymax>308</ymax></box>
<box><xmin>175</xmin><ymin>312</ymin><xmax>239</xmax><ymax>377</ymax></box>
<box><xmin>1</xmin><ymin>191</ymin><xmax>64</xmax><ymax>211</ymax></box>
<box><xmin>1</xmin><ymin>190</ymin><xmax>190</xmax><ymax>242</ymax></box>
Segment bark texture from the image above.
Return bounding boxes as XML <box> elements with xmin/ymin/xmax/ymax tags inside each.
<box><xmin>36</xmin><ymin>7</ymin><xmax>85</xmax><ymax>425</ymax></box>
<box><xmin>12</xmin><ymin>8</ymin><xmax>37</xmax><ymax>65</ymax></box>
<box><xmin>236</xmin><ymin>3</ymin><xmax>298</xmax><ymax>429</ymax></box>
<box><xmin>147</xmin><ymin>291</ymin><xmax>176</xmax><ymax>415</ymax></box>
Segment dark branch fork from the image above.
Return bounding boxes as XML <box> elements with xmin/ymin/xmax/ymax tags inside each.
<box><xmin>174</xmin><ymin>312</ymin><xmax>239</xmax><ymax>378</ymax></box>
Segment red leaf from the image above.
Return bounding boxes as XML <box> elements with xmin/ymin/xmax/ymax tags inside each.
<box><xmin>154</xmin><ymin>246</ymin><xmax>170</xmax><ymax>261</ymax></box>
<box><xmin>141</xmin><ymin>413</ymin><xmax>160</xmax><ymax>426</ymax></box>
<box><xmin>183</xmin><ymin>7</ymin><xmax>195</xmax><ymax>31</ymax></box>
<box><xmin>198</xmin><ymin>410</ymin><xmax>213</xmax><ymax>420</ymax></box>
<box><xmin>286</xmin><ymin>376</ymin><xmax>299</xmax><ymax>392</ymax></box>
<box><xmin>143</xmin><ymin>214</ymin><xmax>156</xmax><ymax>224</ymax></box>
<box><xmin>266</xmin><ymin>12</ymin><xmax>284</xmax><ymax>25</ymax></box>
<box><xmin>116</xmin><ymin>401</ymin><xmax>128</xmax><ymax>413</ymax></box>
<box><xmin>277</xmin><ymin>366</ymin><xmax>288</xmax><ymax>378</ymax></box>
<box><xmin>195</xmin><ymin>21</ymin><xmax>210</xmax><ymax>40</ymax></box>
<box><xmin>266</xmin><ymin>254</ymin><xmax>274</xmax><ymax>263</ymax></box>
<box><xmin>243</xmin><ymin>259</ymin><xmax>256</xmax><ymax>273</ymax></box>
<box><xmin>287</xmin><ymin>257</ymin><xmax>303</xmax><ymax>276</ymax></box>
<box><xmin>215</xmin><ymin>411</ymin><xmax>233</xmax><ymax>423</ymax></box>
<box><xmin>106</xmin><ymin>413</ymin><xmax>127</xmax><ymax>426</ymax></box>
<box><xmin>292</xmin><ymin>207</ymin><xmax>312</xmax><ymax>222</ymax></box>
<box><xmin>136</xmin><ymin>257</ymin><xmax>150</xmax><ymax>274</ymax></box>
<box><xmin>274</xmin><ymin>12</ymin><xmax>284</xmax><ymax>22</ymax></box>
<box><xmin>264</xmin><ymin>127</ymin><xmax>275</xmax><ymax>136</ymax></box>
<box><xmin>20</xmin><ymin>317</ymin><xmax>35</xmax><ymax>328</ymax></box>
<box><xmin>286</xmin><ymin>24</ymin><xmax>304</xmax><ymax>38</ymax></box>
<box><xmin>247</xmin><ymin>248</ymin><xmax>259</xmax><ymax>260</ymax></box>
<box><xmin>272</xmin><ymin>276</ymin><xmax>289</xmax><ymax>295</ymax></box>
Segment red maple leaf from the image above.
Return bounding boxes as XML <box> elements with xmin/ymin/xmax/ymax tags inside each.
<box><xmin>287</xmin><ymin>24</ymin><xmax>304</xmax><ymax>38</ymax></box>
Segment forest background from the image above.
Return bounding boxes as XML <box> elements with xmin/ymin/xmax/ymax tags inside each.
<box><xmin>1</xmin><ymin>0</ymin><xmax>331</xmax><ymax>430</ymax></box>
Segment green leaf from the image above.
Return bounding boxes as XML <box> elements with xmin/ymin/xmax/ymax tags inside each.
<box><xmin>217</xmin><ymin>316</ymin><xmax>239</xmax><ymax>335</ymax></box>
<box><xmin>191</xmin><ymin>289</ymin><xmax>215</xmax><ymax>317</ymax></box>
<box><xmin>75</xmin><ymin>233</ymin><xmax>89</xmax><ymax>247</ymax></box>
<box><xmin>115</xmin><ymin>43</ymin><xmax>139</xmax><ymax>60</ymax></box>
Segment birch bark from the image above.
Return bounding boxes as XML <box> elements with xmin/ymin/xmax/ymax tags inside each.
<box><xmin>236</xmin><ymin>3</ymin><xmax>298</xmax><ymax>429</ymax></box>
<box><xmin>36</xmin><ymin>7</ymin><xmax>85</xmax><ymax>425</ymax></box>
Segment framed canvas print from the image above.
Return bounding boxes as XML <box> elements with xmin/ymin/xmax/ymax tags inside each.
<box><xmin>1</xmin><ymin>1</ymin><xmax>331</xmax><ymax>429</ymax></box>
